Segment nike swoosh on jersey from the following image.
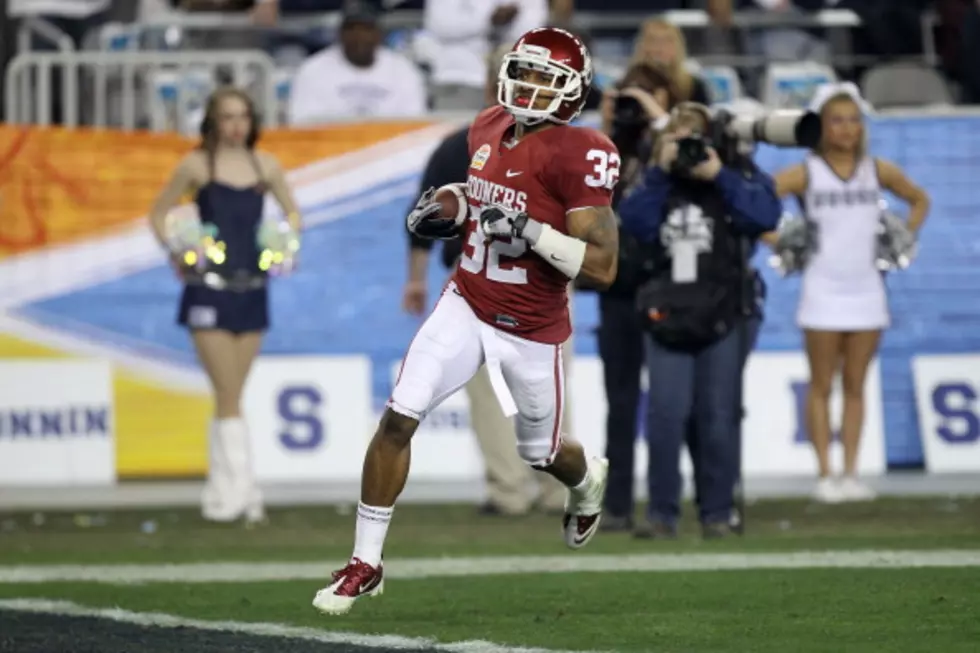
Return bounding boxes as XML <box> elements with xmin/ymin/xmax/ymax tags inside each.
<box><xmin>505</xmin><ymin>170</ymin><xmax>523</xmax><ymax>177</ymax></box>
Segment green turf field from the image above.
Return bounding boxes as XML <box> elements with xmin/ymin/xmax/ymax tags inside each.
<box><xmin>2</xmin><ymin>498</ymin><xmax>980</xmax><ymax>652</ymax></box>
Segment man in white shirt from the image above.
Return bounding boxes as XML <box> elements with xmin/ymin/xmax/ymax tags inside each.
<box><xmin>423</xmin><ymin>0</ymin><xmax>549</xmax><ymax>111</ymax></box>
<box><xmin>288</xmin><ymin>2</ymin><xmax>427</xmax><ymax>125</ymax></box>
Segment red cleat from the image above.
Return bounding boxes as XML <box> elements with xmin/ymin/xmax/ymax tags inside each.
<box><xmin>312</xmin><ymin>557</ymin><xmax>384</xmax><ymax>615</ymax></box>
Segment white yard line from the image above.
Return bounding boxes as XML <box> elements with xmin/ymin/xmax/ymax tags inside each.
<box><xmin>0</xmin><ymin>598</ymin><xmax>599</xmax><ymax>653</ymax></box>
<box><xmin>2</xmin><ymin>550</ymin><xmax>980</xmax><ymax>585</ymax></box>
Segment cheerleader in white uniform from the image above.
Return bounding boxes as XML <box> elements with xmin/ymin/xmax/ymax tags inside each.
<box><xmin>771</xmin><ymin>84</ymin><xmax>929</xmax><ymax>503</ymax></box>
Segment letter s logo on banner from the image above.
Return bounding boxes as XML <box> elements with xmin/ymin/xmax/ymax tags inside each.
<box><xmin>929</xmin><ymin>382</ymin><xmax>979</xmax><ymax>444</ymax></box>
<box><xmin>914</xmin><ymin>355</ymin><xmax>980</xmax><ymax>473</ymax></box>
<box><xmin>277</xmin><ymin>385</ymin><xmax>324</xmax><ymax>450</ymax></box>
<box><xmin>244</xmin><ymin>356</ymin><xmax>373</xmax><ymax>483</ymax></box>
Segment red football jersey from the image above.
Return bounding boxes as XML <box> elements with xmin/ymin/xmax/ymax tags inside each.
<box><xmin>452</xmin><ymin>106</ymin><xmax>620</xmax><ymax>344</ymax></box>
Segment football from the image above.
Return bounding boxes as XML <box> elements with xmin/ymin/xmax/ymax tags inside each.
<box><xmin>433</xmin><ymin>183</ymin><xmax>469</xmax><ymax>228</ymax></box>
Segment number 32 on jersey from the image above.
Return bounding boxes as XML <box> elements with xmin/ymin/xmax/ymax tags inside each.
<box><xmin>459</xmin><ymin>207</ymin><xmax>528</xmax><ymax>284</ymax></box>
<box><xmin>585</xmin><ymin>148</ymin><xmax>621</xmax><ymax>190</ymax></box>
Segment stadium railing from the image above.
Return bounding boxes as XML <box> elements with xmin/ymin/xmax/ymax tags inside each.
<box><xmin>3</xmin><ymin>50</ymin><xmax>278</xmax><ymax>129</ymax></box>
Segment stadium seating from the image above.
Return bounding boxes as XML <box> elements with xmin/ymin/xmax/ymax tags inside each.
<box><xmin>860</xmin><ymin>60</ymin><xmax>954</xmax><ymax>109</ymax></box>
<box><xmin>760</xmin><ymin>61</ymin><xmax>838</xmax><ymax>109</ymax></box>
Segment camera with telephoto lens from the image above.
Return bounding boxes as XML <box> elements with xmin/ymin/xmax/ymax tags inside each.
<box><xmin>717</xmin><ymin>107</ymin><xmax>822</xmax><ymax>159</ymax></box>
<box><xmin>671</xmin><ymin>106</ymin><xmax>823</xmax><ymax>173</ymax></box>
<box><xmin>721</xmin><ymin>107</ymin><xmax>823</xmax><ymax>149</ymax></box>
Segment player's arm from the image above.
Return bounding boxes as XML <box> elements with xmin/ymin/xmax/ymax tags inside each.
<box><xmin>148</xmin><ymin>153</ymin><xmax>200</xmax><ymax>248</ymax></box>
<box><xmin>565</xmin><ymin>206</ymin><xmax>618</xmax><ymax>288</ymax></box>
<box><xmin>551</xmin><ymin>134</ymin><xmax>622</xmax><ymax>289</ymax></box>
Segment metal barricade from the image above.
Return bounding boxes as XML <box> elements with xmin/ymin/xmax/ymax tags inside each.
<box><xmin>16</xmin><ymin>16</ymin><xmax>76</xmax><ymax>54</ymax></box>
<box><xmin>4</xmin><ymin>50</ymin><xmax>279</xmax><ymax>131</ymax></box>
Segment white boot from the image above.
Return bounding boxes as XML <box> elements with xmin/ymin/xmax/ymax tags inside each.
<box><xmin>202</xmin><ymin>418</ymin><xmax>265</xmax><ymax>523</ymax></box>
<box><xmin>201</xmin><ymin>419</ymin><xmax>236</xmax><ymax>522</ymax></box>
<box><xmin>224</xmin><ymin>417</ymin><xmax>266</xmax><ymax>524</ymax></box>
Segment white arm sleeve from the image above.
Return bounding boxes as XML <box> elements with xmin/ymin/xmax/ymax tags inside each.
<box><xmin>529</xmin><ymin>223</ymin><xmax>587</xmax><ymax>279</ymax></box>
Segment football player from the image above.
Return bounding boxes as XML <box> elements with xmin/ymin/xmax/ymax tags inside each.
<box><xmin>314</xmin><ymin>27</ymin><xmax>621</xmax><ymax>615</ymax></box>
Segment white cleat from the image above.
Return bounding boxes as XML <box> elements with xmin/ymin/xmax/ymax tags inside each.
<box><xmin>312</xmin><ymin>558</ymin><xmax>384</xmax><ymax>616</ymax></box>
<box><xmin>562</xmin><ymin>456</ymin><xmax>609</xmax><ymax>549</ymax></box>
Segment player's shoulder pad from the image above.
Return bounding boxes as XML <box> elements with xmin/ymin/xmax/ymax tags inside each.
<box><xmin>572</xmin><ymin>127</ymin><xmax>619</xmax><ymax>152</ymax></box>
<box><xmin>469</xmin><ymin>106</ymin><xmax>508</xmax><ymax>153</ymax></box>
<box><xmin>559</xmin><ymin>124</ymin><xmax>618</xmax><ymax>154</ymax></box>
<box><xmin>546</xmin><ymin>125</ymin><xmax>619</xmax><ymax>164</ymax></box>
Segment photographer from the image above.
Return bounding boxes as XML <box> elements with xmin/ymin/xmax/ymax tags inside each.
<box><xmin>594</xmin><ymin>63</ymin><xmax>678</xmax><ymax>533</ymax></box>
<box><xmin>618</xmin><ymin>102</ymin><xmax>781</xmax><ymax>539</ymax></box>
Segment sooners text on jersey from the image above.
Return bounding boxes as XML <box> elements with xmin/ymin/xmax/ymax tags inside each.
<box><xmin>451</xmin><ymin>105</ymin><xmax>620</xmax><ymax>344</ymax></box>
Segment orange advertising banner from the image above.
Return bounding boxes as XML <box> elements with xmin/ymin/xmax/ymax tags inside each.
<box><xmin>0</xmin><ymin>121</ymin><xmax>434</xmax><ymax>259</ymax></box>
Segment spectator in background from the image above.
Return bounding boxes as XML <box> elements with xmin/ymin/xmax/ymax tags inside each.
<box><xmin>632</xmin><ymin>18</ymin><xmax>712</xmax><ymax>105</ymax></box>
<box><xmin>288</xmin><ymin>0</ymin><xmax>426</xmax><ymax>124</ymax></box>
<box><xmin>936</xmin><ymin>0</ymin><xmax>980</xmax><ymax>102</ymax></box>
<box><xmin>403</xmin><ymin>45</ymin><xmax>568</xmax><ymax>516</ymax></box>
<box><xmin>423</xmin><ymin>0</ymin><xmax>549</xmax><ymax>111</ymax></box>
